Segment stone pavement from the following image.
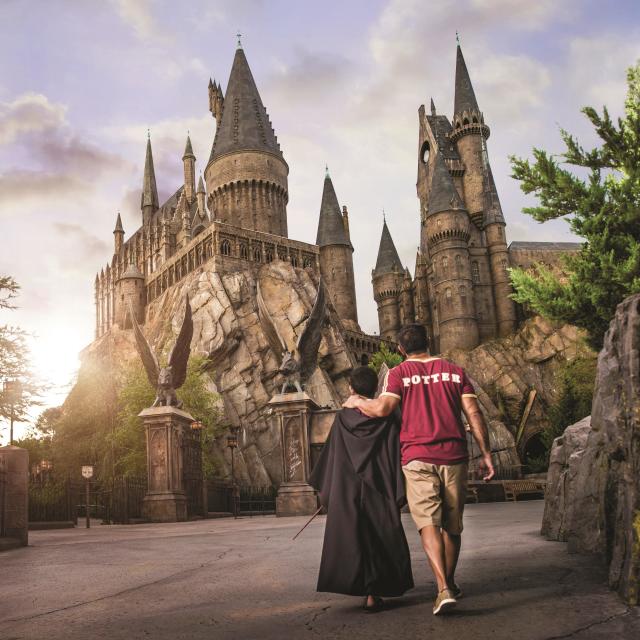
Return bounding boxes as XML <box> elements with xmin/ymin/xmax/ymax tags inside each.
<box><xmin>0</xmin><ymin>502</ymin><xmax>638</xmax><ymax>640</ymax></box>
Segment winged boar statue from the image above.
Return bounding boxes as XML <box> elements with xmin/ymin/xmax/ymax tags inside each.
<box><xmin>129</xmin><ymin>294</ymin><xmax>193</xmax><ymax>408</ymax></box>
<box><xmin>257</xmin><ymin>279</ymin><xmax>326</xmax><ymax>394</ymax></box>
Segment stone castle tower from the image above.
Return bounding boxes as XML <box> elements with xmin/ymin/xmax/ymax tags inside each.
<box><xmin>372</xmin><ymin>42</ymin><xmax>519</xmax><ymax>353</ymax></box>
<box><xmin>94</xmin><ymin>41</ymin><xmax>381</xmax><ymax>365</ymax></box>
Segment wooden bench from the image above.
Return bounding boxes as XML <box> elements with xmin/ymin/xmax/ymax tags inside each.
<box><xmin>502</xmin><ymin>480</ymin><xmax>545</xmax><ymax>502</ymax></box>
<box><xmin>465</xmin><ymin>486</ymin><xmax>479</xmax><ymax>504</ymax></box>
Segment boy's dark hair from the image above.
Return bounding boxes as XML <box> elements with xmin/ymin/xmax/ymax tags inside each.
<box><xmin>349</xmin><ymin>366</ymin><xmax>379</xmax><ymax>399</ymax></box>
<box><xmin>396</xmin><ymin>324</ymin><xmax>430</xmax><ymax>355</ymax></box>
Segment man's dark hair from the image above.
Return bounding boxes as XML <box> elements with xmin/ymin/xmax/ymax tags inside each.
<box><xmin>349</xmin><ymin>366</ymin><xmax>379</xmax><ymax>399</ymax></box>
<box><xmin>396</xmin><ymin>324</ymin><xmax>430</xmax><ymax>355</ymax></box>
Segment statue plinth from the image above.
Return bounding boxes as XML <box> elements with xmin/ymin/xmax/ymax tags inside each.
<box><xmin>269</xmin><ymin>392</ymin><xmax>320</xmax><ymax>517</ymax></box>
<box><xmin>139</xmin><ymin>405</ymin><xmax>194</xmax><ymax>522</ymax></box>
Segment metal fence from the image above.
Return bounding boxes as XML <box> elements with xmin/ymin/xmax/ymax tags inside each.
<box><xmin>106</xmin><ymin>476</ymin><xmax>147</xmax><ymax>524</ymax></box>
<box><xmin>206</xmin><ymin>481</ymin><xmax>277</xmax><ymax>516</ymax></box>
<box><xmin>0</xmin><ymin>456</ymin><xmax>7</xmax><ymax>536</ymax></box>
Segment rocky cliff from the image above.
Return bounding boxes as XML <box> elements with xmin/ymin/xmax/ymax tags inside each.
<box><xmin>79</xmin><ymin>260</ymin><xmax>591</xmax><ymax>486</ymax></box>
<box><xmin>542</xmin><ymin>293</ymin><xmax>640</xmax><ymax>605</ymax></box>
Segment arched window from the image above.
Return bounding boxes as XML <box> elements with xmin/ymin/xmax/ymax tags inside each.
<box><xmin>220</xmin><ymin>239</ymin><xmax>231</xmax><ymax>256</ymax></box>
<box><xmin>291</xmin><ymin>255</ymin><xmax>298</xmax><ymax>267</ymax></box>
<box><xmin>420</xmin><ymin>141</ymin><xmax>430</xmax><ymax>164</ymax></box>
<box><xmin>442</xmin><ymin>256</ymin><xmax>448</xmax><ymax>272</ymax></box>
<box><xmin>253</xmin><ymin>247</ymin><xmax>262</xmax><ymax>263</ymax></box>
<box><xmin>303</xmin><ymin>257</ymin><xmax>312</xmax><ymax>268</ymax></box>
<box><xmin>463</xmin><ymin>117</ymin><xmax>469</xmax><ymax>126</ymax></box>
<box><xmin>472</xmin><ymin>262</ymin><xmax>480</xmax><ymax>284</ymax></box>
<box><xmin>445</xmin><ymin>287</ymin><xmax>452</xmax><ymax>307</ymax></box>
<box><xmin>459</xmin><ymin>285</ymin><xmax>467</xmax><ymax>307</ymax></box>
<box><xmin>266</xmin><ymin>249</ymin><xmax>274</xmax><ymax>263</ymax></box>
<box><xmin>455</xmin><ymin>254</ymin><xmax>462</xmax><ymax>269</ymax></box>
<box><xmin>240</xmin><ymin>243</ymin><xmax>248</xmax><ymax>260</ymax></box>
<box><xmin>501</xmin><ymin>258</ymin><xmax>508</xmax><ymax>272</ymax></box>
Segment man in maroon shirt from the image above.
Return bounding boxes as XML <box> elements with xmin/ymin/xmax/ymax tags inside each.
<box><xmin>344</xmin><ymin>324</ymin><xmax>494</xmax><ymax>615</ymax></box>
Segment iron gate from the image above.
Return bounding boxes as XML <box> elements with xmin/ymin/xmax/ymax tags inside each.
<box><xmin>182</xmin><ymin>428</ymin><xmax>204</xmax><ymax>517</ymax></box>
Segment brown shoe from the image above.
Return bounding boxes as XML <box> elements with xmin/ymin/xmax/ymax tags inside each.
<box><xmin>433</xmin><ymin>588</ymin><xmax>457</xmax><ymax>615</ymax></box>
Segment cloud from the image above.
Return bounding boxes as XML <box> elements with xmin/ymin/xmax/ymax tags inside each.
<box><xmin>52</xmin><ymin>222</ymin><xmax>110</xmax><ymax>259</ymax></box>
<box><xmin>110</xmin><ymin>0</ymin><xmax>161</xmax><ymax>41</ymax></box>
<box><xmin>0</xmin><ymin>170</ymin><xmax>90</xmax><ymax>208</ymax></box>
<box><xmin>0</xmin><ymin>93</ymin><xmax>66</xmax><ymax>145</ymax></box>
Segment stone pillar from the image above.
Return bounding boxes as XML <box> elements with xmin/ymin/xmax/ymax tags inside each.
<box><xmin>269</xmin><ymin>392</ymin><xmax>319</xmax><ymax>517</ymax></box>
<box><xmin>139</xmin><ymin>406</ymin><xmax>193</xmax><ymax>523</ymax></box>
<box><xmin>0</xmin><ymin>445</ymin><xmax>29</xmax><ymax>546</ymax></box>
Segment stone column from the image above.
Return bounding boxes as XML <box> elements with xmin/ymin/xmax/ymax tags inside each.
<box><xmin>0</xmin><ymin>445</ymin><xmax>29</xmax><ymax>546</ymax></box>
<box><xmin>139</xmin><ymin>406</ymin><xmax>193</xmax><ymax>522</ymax></box>
<box><xmin>269</xmin><ymin>392</ymin><xmax>319</xmax><ymax>517</ymax></box>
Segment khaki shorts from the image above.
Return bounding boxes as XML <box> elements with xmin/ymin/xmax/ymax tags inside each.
<box><xmin>402</xmin><ymin>460</ymin><xmax>469</xmax><ymax>534</ymax></box>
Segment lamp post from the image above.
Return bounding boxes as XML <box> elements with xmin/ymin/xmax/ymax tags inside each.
<box><xmin>190</xmin><ymin>420</ymin><xmax>205</xmax><ymax>517</ymax></box>
<box><xmin>226</xmin><ymin>427</ymin><xmax>239</xmax><ymax>518</ymax></box>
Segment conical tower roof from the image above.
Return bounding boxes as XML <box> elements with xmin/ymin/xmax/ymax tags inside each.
<box><xmin>183</xmin><ymin>135</ymin><xmax>195</xmax><ymax>159</ymax></box>
<box><xmin>113</xmin><ymin>212</ymin><xmax>124</xmax><ymax>233</ymax></box>
<box><xmin>483</xmin><ymin>163</ymin><xmax>505</xmax><ymax>225</ymax></box>
<box><xmin>141</xmin><ymin>137</ymin><xmax>159</xmax><ymax>209</ymax></box>
<box><xmin>428</xmin><ymin>151</ymin><xmax>465</xmax><ymax>215</ymax></box>
<box><xmin>316</xmin><ymin>173</ymin><xmax>350</xmax><ymax>247</ymax></box>
<box><xmin>209</xmin><ymin>47</ymin><xmax>282</xmax><ymax>162</ymax></box>
<box><xmin>454</xmin><ymin>44</ymin><xmax>479</xmax><ymax>117</ymax></box>
<box><xmin>374</xmin><ymin>220</ymin><xmax>403</xmax><ymax>274</ymax></box>
<box><xmin>197</xmin><ymin>174</ymin><xmax>205</xmax><ymax>193</ymax></box>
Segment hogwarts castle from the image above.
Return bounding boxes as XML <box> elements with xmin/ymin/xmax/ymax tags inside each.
<box><xmin>372</xmin><ymin>44</ymin><xmax>580</xmax><ymax>352</ymax></box>
<box><xmin>94</xmin><ymin>39</ymin><xmax>579</xmax><ymax>360</ymax></box>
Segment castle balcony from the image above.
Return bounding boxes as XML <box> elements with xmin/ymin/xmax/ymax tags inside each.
<box><xmin>145</xmin><ymin>221</ymin><xmax>320</xmax><ymax>304</ymax></box>
<box><xmin>343</xmin><ymin>329</ymin><xmax>397</xmax><ymax>366</ymax></box>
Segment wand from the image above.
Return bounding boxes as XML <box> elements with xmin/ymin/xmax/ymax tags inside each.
<box><xmin>292</xmin><ymin>506</ymin><xmax>323</xmax><ymax>541</ymax></box>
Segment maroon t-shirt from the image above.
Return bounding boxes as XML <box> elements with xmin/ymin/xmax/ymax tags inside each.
<box><xmin>381</xmin><ymin>357</ymin><xmax>477</xmax><ymax>466</ymax></box>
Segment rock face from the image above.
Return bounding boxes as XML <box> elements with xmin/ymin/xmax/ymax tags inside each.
<box><xmin>448</xmin><ymin>315</ymin><xmax>593</xmax><ymax>463</ymax></box>
<box><xmin>542</xmin><ymin>294</ymin><xmax>640</xmax><ymax>605</ymax></box>
<box><xmin>82</xmin><ymin>261</ymin><xmax>356</xmax><ymax>486</ymax></box>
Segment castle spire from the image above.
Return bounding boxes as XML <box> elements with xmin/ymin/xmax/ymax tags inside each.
<box><xmin>374</xmin><ymin>219</ymin><xmax>403</xmax><ymax>274</ymax></box>
<box><xmin>430</xmin><ymin>97</ymin><xmax>436</xmax><ymax>116</ymax></box>
<box><xmin>141</xmin><ymin>135</ymin><xmax>159</xmax><ymax>211</ymax></box>
<box><xmin>454</xmin><ymin>42</ymin><xmax>480</xmax><ymax>118</ymax></box>
<box><xmin>316</xmin><ymin>171</ymin><xmax>350</xmax><ymax>247</ymax></box>
<box><xmin>183</xmin><ymin>134</ymin><xmax>195</xmax><ymax>159</ymax></box>
<box><xmin>113</xmin><ymin>211</ymin><xmax>124</xmax><ymax>234</ymax></box>
<box><xmin>197</xmin><ymin>174</ymin><xmax>205</xmax><ymax>193</ymax></box>
<box><xmin>208</xmin><ymin>46</ymin><xmax>282</xmax><ymax>163</ymax></box>
<box><xmin>428</xmin><ymin>151</ymin><xmax>465</xmax><ymax>215</ymax></box>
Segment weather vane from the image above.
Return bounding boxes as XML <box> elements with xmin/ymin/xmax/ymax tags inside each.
<box><xmin>325</xmin><ymin>164</ymin><xmax>330</xmax><ymax>178</ymax></box>
<box><xmin>456</xmin><ymin>31</ymin><xmax>460</xmax><ymax>46</ymax></box>
<box><xmin>237</xmin><ymin>31</ymin><xmax>242</xmax><ymax>48</ymax></box>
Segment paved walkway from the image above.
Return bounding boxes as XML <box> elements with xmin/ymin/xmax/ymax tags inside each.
<box><xmin>1</xmin><ymin>502</ymin><xmax>638</xmax><ymax>639</ymax></box>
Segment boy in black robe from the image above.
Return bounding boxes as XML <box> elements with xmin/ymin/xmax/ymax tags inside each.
<box><xmin>308</xmin><ymin>366</ymin><xmax>414</xmax><ymax>612</ymax></box>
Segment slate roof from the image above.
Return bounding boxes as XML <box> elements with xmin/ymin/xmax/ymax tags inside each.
<box><xmin>509</xmin><ymin>241</ymin><xmax>583</xmax><ymax>251</ymax></box>
<box><xmin>183</xmin><ymin>135</ymin><xmax>195</xmax><ymax>158</ymax></box>
<box><xmin>425</xmin><ymin>114</ymin><xmax>460</xmax><ymax>161</ymax></box>
<box><xmin>209</xmin><ymin>47</ymin><xmax>282</xmax><ymax>163</ymax></box>
<box><xmin>374</xmin><ymin>220</ymin><xmax>403</xmax><ymax>274</ymax></box>
<box><xmin>316</xmin><ymin>174</ymin><xmax>350</xmax><ymax>247</ymax></box>
<box><xmin>141</xmin><ymin>137</ymin><xmax>159</xmax><ymax>209</ymax></box>
<box><xmin>454</xmin><ymin>44</ymin><xmax>480</xmax><ymax>117</ymax></box>
<box><xmin>428</xmin><ymin>151</ymin><xmax>465</xmax><ymax>215</ymax></box>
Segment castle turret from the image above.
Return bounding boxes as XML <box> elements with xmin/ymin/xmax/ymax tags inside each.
<box><xmin>208</xmin><ymin>78</ymin><xmax>224</xmax><ymax>127</ymax></box>
<box><xmin>115</xmin><ymin>261</ymin><xmax>145</xmax><ymax>329</ymax></box>
<box><xmin>141</xmin><ymin>135</ymin><xmax>159</xmax><ymax>226</ymax></box>
<box><xmin>113</xmin><ymin>212</ymin><xmax>124</xmax><ymax>255</ymax></box>
<box><xmin>425</xmin><ymin>151</ymin><xmax>479</xmax><ymax>352</ymax></box>
<box><xmin>196</xmin><ymin>174</ymin><xmax>207</xmax><ymax>218</ymax></box>
<box><xmin>205</xmin><ymin>43</ymin><xmax>289</xmax><ymax>236</ymax></box>
<box><xmin>316</xmin><ymin>169</ymin><xmax>358</xmax><ymax>328</ymax></box>
<box><xmin>483</xmin><ymin>160</ymin><xmax>517</xmax><ymax>336</ymax></box>
<box><xmin>182</xmin><ymin>135</ymin><xmax>196</xmax><ymax>203</ymax></box>
<box><xmin>450</xmin><ymin>43</ymin><xmax>490</xmax><ymax>228</ymax></box>
<box><xmin>372</xmin><ymin>219</ymin><xmax>404</xmax><ymax>340</ymax></box>
<box><xmin>400</xmin><ymin>268</ymin><xmax>415</xmax><ymax>326</ymax></box>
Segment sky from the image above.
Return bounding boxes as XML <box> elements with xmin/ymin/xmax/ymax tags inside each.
<box><xmin>1</xmin><ymin>0</ymin><xmax>639</xmax><ymax>441</ymax></box>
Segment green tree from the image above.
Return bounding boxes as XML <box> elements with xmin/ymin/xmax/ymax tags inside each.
<box><xmin>110</xmin><ymin>355</ymin><xmax>225</xmax><ymax>478</ymax></box>
<box><xmin>509</xmin><ymin>62</ymin><xmax>640</xmax><ymax>349</ymax></box>
<box><xmin>0</xmin><ymin>276</ymin><xmax>46</xmax><ymax>434</ymax></box>
<box><xmin>368</xmin><ymin>342</ymin><xmax>403</xmax><ymax>374</ymax></box>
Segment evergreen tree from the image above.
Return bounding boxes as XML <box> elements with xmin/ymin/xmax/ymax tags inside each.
<box><xmin>509</xmin><ymin>62</ymin><xmax>640</xmax><ymax>348</ymax></box>
<box><xmin>368</xmin><ymin>342</ymin><xmax>403</xmax><ymax>374</ymax></box>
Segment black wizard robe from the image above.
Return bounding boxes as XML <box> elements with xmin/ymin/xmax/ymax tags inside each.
<box><xmin>308</xmin><ymin>408</ymin><xmax>414</xmax><ymax>597</ymax></box>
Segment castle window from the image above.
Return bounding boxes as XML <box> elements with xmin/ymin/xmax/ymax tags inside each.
<box><xmin>220</xmin><ymin>239</ymin><xmax>231</xmax><ymax>256</ymax></box>
<box><xmin>455</xmin><ymin>254</ymin><xmax>462</xmax><ymax>269</ymax></box>
<box><xmin>240</xmin><ymin>243</ymin><xmax>249</xmax><ymax>260</ymax></box>
<box><xmin>445</xmin><ymin>287</ymin><xmax>452</xmax><ymax>307</ymax></box>
<box><xmin>291</xmin><ymin>255</ymin><xmax>298</xmax><ymax>267</ymax></box>
<box><xmin>459</xmin><ymin>285</ymin><xmax>467</xmax><ymax>307</ymax></box>
<box><xmin>472</xmin><ymin>116</ymin><xmax>478</xmax><ymax>124</ymax></box>
<box><xmin>463</xmin><ymin>117</ymin><xmax>469</xmax><ymax>126</ymax></box>
<box><xmin>501</xmin><ymin>258</ymin><xmax>508</xmax><ymax>272</ymax></box>
<box><xmin>266</xmin><ymin>249</ymin><xmax>274</xmax><ymax>263</ymax></box>
<box><xmin>420</xmin><ymin>141</ymin><xmax>430</xmax><ymax>164</ymax></box>
<box><xmin>497</xmin><ymin>227</ymin><xmax>503</xmax><ymax>238</ymax></box>
<box><xmin>472</xmin><ymin>262</ymin><xmax>480</xmax><ymax>284</ymax></box>
<box><xmin>253</xmin><ymin>247</ymin><xmax>262</xmax><ymax>263</ymax></box>
<box><xmin>303</xmin><ymin>257</ymin><xmax>313</xmax><ymax>268</ymax></box>
<box><xmin>442</xmin><ymin>256</ymin><xmax>448</xmax><ymax>272</ymax></box>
